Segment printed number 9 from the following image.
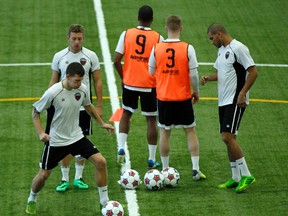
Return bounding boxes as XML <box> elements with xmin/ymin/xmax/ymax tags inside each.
<box><xmin>136</xmin><ymin>35</ymin><xmax>146</xmax><ymax>55</ymax></box>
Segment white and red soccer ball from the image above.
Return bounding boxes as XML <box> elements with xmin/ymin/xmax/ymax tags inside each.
<box><xmin>101</xmin><ymin>200</ymin><xmax>124</xmax><ymax>216</ymax></box>
<box><xmin>144</xmin><ymin>169</ymin><xmax>164</xmax><ymax>191</ymax></box>
<box><xmin>161</xmin><ymin>167</ymin><xmax>180</xmax><ymax>188</ymax></box>
<box><xmin>119</xmin><ymin>169</ymin><xmax>141</xmax><ymax>190</ymax></box>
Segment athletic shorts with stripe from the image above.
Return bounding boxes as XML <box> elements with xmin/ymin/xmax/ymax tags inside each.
<box><xmin>40</xmin><ymin>137</ymin><xmax>99</xmax><ymax>170</ymax></box>
<box><xmin>219</xmin><ymin>104</ymin><xmax>246</xmax><ymax>135</ymax></box>
<box><xmin>157</xmin><ymin>99</ymin><xmax>196</xmax><ymax>129</ymax></box>
<box><xmin>122</xmin><ymin>87</ymin><xmax>157</xmax><ymax>115</ymax></box>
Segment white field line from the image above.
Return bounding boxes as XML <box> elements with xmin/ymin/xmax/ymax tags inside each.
<box><xmin>1</xmin><ymin>62</ymin><xmax>288</xmax><ymax>67</ymax></box>
<box><xmin>93</xmin><ymin>0</ymin><xmax>140</xmax><ymax>216</ymax></box>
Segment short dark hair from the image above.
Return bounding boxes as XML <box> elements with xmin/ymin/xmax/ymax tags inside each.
<box><xmin>66</xmin><ymin>62</ymin><xmax>85</xmax><ymax>77</ymax></box>
<box><xmin>138</xmin><ymin>5</ymin><xmax>153</xmax><ymax>22</ymax></box>
<box><xmin>207</xmin><ymin>23</ymin><xmax>227</xmax><ymax>34</ymax></box>
<box><xmin>68</xmin><ymin>24</ymin><xmax>84</xmax><ymax>36</ymax></box>
<box><xmin>166</xmin><ymin>15</ymin><xmax>182</xmax><ymax>32</ymax></box>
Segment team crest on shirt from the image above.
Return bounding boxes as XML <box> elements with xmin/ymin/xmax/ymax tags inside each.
<box><xmin>75</xmin><ymin>92</ymin><xmax>81</xmax><ymax>101</ymax></box>
<box><xmin>80</xmin><ymin>58</ymin><xmax>86</xmax><ymax>66</ymax></box>
<box><xmin>225</xmin><ymin>51</ymin><xmax>230</xmax><ymax>59</ymax></box>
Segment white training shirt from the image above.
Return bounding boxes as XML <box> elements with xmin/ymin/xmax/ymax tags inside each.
<box><xmin>214</xmin><ymin>39</ymin><xmax>255</xmax><ymax>106</ymax></box>
<box><xmin>51</xmin><ymin>47</ymin><xmax>100</xmax><ymax>108</ymax></box>
<box><xmin>115</xmin><ymin>26</ymin><xmax>164</xmax><ymax>92</ymax></box>
<box><xmin>33</xmin><ymin>82</ymin><xmax>91</xmax><ymax>147</ymax></box>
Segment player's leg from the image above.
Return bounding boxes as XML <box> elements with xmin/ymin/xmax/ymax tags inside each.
<box><xmin>72</xmin><ymin>110</ymin><xmax>92</xmax><ymax>190</ymax></box>
<box><xmin>26</xmin><ymin>169</ymin><xmax>52</xmax><ymax>215</ymax></box>
<box><xmin>218</xmin><ymin>105</ymin><xmax>255</xmax><ymax>191</ymax></box>
<box><xmin>56</xmin><ymin>154</ymin><xmax>73</xmax><ymax>192</ymax></box>
<box><xmin>141</xmin><ymin>89</ymin><xmax>160</xmax><ymax>168</ymax></box>
<box><xmin>73</xmin><ymin>137</ymin><xmax>109</xmax><ymax>208</ymax></box>
<box><xmin>88</xmin><ymin>153</ymin><xmax>109</xmax><ymax>204</ymax></box>
<box><xmin>159</xmin><ymin>128</ymin><xmax>171</xmax><ymax>169</ymax></box>
<box><xmin>74</xmin><ymin>156</ymin><xmax>88</xmax><ymax>189</ymax></box>
<box><xmin>26</xmin><ymin>144</ymin><xmax>66</xmax><ymax>214</ymax></box>
<box><xmin>146</xmin><ymin>115</ymin><xmax>160</xmax><ymax>168</ymax></box>
<box><xmin>184</xmin><ymin>127</ymin><xmax>206</xmax><ymax>181</ymax></box>
<box><xmin>176</xmin><ymin>99</ymin><xmax>205</xmax><ymax>181</ymax></box>
<box><xmin>117</xmin><ymin>87</ymin><xmax>138</xmax><ymax>165</ymax></box>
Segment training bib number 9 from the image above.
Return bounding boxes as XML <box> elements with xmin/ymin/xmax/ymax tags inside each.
<box><xmin>135</xmin><ymin>35</ymin><xmax>146</xmax><ymax>55</ymax></box>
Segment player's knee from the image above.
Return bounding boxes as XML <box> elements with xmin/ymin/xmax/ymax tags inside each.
<box><xmin>39</xmin><ymin>169</ymin><xmax>51</xmax><ymax>180</ymax></box>
<box><xmin>94</xmin><ymin>154</ymin><xmax>107</xmax><ymax>170</ymax></box>
<box><xmin>221</xmin><ymin>133</ymin><xmax>233</xmax><ymax>145</ymax></box>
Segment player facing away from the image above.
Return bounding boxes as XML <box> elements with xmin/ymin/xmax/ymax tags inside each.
<box><xmin>48</xmin><ymin>24</ymin><xmax>103</xmax><ymax>192</ymax></box>
<box><xmin>114</xmin><ymin>5</ymin><xmax>164</xmax><ymax>168</ymax></box>
<box><xmin>25</xmin><ymin>62</ymin><xmax>114</xmax><ymax>215</ymax></box>
<box><xmin>202</xmin><ymin>23</ymin><xmax>258</xmax><ymax>192</ymax></box>
<box><xmin>148</xmin><ymin>15</ymin><xmax>206</xmax><ymax>181</ymax></box>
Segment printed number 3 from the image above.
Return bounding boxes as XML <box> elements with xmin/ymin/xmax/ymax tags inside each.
<box><xmin>166</xmin><ymin>48</ymin><xmax>175</xmax><ymax>68</ymax></box>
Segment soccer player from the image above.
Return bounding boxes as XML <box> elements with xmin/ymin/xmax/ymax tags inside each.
<box><xmin>48</xmin><ymin>24</ymin><xmax>103</xmax><ymax>192</ymax></box>
<box><xmin>201</xmin><ymin>23</ymin><xmax>258</xmax><ymax>192</ymax></box>
<box><xmin>113</xmin><ymin>5</ymin><xmax>164</xmax><ymax>167</ymax></box>
<box><xmin>148</xmin><ymin>15</ymin><xmax>206</xmax><ymax>181</ymax></box>
<box><xmin>25</xmin><ymin>62</ymin><xmax>114</xmax><ymax>215</ymax></box>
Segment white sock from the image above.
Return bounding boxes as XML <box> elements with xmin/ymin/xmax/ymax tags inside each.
<box><xmin>98</xmin><ymin>186</ymin><xmax>109</xmax><ymax>205</ymax></box>
<box><xmin>61</xmin><ymin>166</ymin><xmax>70</xmax><ymax>181</ymax></box>
<box><xmin>161</xmin><ymin>156</ymin><xmax>169</xmax><ymax>169</ymax></box>
<box><xmin>148</xmin><ymin>144</ymin><xmax>157</xmax><ymax>161</ymax></box>
<box><xmin>230</xmin><ymin>162</ymin><xmax>241</xmax><ymax>182</ymax></box>
<box><xmin>118</xmin><ymin>133</ymin><xmax>127</xmax><ymax>150</ymax></box>
<box><xmin>191</xmin><ymin>156</ymin><xmax>200</xmax><ymax>171</ymax></box>
<box><xmin>75</xmin><ymin>163</ymin><xmax>84</xmax><ymax>180</ymax></box>
<box><xmin>27</xmin><ymin>190</ymin><xmax>37</xmax><ymax>202</ymax></box>
<box><xmin>236</xmin><ymin>157</ymin><xmax>251</xmax><ymax>177</ymax></box>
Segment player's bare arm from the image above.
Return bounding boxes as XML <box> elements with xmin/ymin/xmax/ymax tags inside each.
<box><xmin>92</xmin><ymin>69</ymin><xmax>103</xmax><ymax>117</ymax></box>
<box><xmin>48</xmin><ymin>71</ymin><xmax>60</xmax><ymax>87</ymax></box>
<box><xmin>237</xmin><ymin>66</ymin><xmax>258</xmax><ymax>107</ymax></box>
<box><xmin>113</xmin><ymin>52</ymin><xmax>124</xmax><ymax>80</ymax></box>
<box><xmin>32</xmin><ymin>108</ymin><xmax>50</xmax><ymax>142</ymax></box>
<box><xmin>84</xmin><ymin>104</ymin><xmax>115</xmax><ymax>134</ymax></box>
<box><xmin>201</xmin><ymin>71</ymin><xmax>218</xmax><ymax>85</ymax></box>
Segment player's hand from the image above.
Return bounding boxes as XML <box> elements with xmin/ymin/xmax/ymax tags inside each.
<box><xmin>201</xmin><ymin>76</ymin><xmax>208</xmax><ymax>85</ymax></box>
<box><xmin>39</xmin><ymin>132</ymin><xmax>50</xmax><ymax>142</ymax></box>
<box><xmin>237</xmin><ymin>94</ymin><xmax>247</xmax><ymax>107</ymax></box>
<box><xmin>101</xmin><ymin>123</ymin><xmax>115</xmax><ymax>134</ymax></box>
<box><xmin>192</xmin><ymin>92</ymin><xmax>199</xmax><ymax>104</ymax></box>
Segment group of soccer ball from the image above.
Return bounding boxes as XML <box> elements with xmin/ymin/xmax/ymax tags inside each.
<box><xmin>101</xmin><ymin>167</ymin><xmax>180</xmax><ymax>215</ymax></box>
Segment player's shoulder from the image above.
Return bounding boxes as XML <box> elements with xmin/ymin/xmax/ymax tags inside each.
<box><xmin>79</xmin><ymin>83</ymin><xmax>88</xmax><ymax>91</ymax></box>
<box><xmin>49</xmin><ymin>82</ymin><xmax>63</xmax><ymax>93</ymax></box>
<box><xmin>230</xmin><ymin>39</ymin><xmax>247</xmax><ymax>50</ymax></box>
<box><xmin>54</xmin><ymin>47</ymin><xmax>69</xmax><ymax>58</ymax></box>
<box><xmin>81</xmin><ymin>47</ymin><xmax>97</xmax><ymax>57</ymax></box>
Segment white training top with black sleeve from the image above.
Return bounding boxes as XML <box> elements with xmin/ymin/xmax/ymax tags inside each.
<box><xmin>51</xmin><ymin>47</ymin><xmax>100</xmax><ymax>105</ymax></box>
<box><xmin>214</xmin><ymin>39</ymin><xmax>255</xmax><ymax>107</ymax></box>
<box><xmin>33</xmin><ymin>82</ymin><xmax>91</xmax><ymax>147</ymax></box>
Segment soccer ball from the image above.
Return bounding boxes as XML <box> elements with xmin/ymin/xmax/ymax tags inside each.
<box><xmin>161</xmin><ymin>167</ymin><xmax>180</xmax><ymax>188</ymax></box>
<box><xmin>144</xmin><ymin>169</ymin><xmax>164</xmax><ymax>191</ymax></box>
<box><xmin>101</xmin><ymin>201</ymin><xmax>124</xmax><ymax>216</ymax></box>
<box><xmin>119</xmin><ymin>169</ymin><xmax>141</xmax><ymax>190</ymax></box>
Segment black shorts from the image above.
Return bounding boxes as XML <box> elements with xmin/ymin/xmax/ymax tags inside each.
<box><xmin>158</xmin><ymin>99</ymin><xmax>196</xmax><ymax>129</ymax></box>
<box><xmin>79</xmin><ymin>110</ymin><xmax>92</xmax><ymax>135</ymax></box>
<box><xmin>122</xmin><ymin>87</ymin><xmax>157</xmax><ymax>116</ymax></box>
<box><xmin>219</xmin><ymin>104</ymin><xmax>246</xmax><ymax>134</ymax></box>
<box><xmin>46</xmin><ymin>107</ymin><xmax>92</xmax><ymax>136</ymax></box>
<box><xmin>40</xmin><ymin>137</ymin><xmax>99</xmax><ymax>170</ymax></box>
